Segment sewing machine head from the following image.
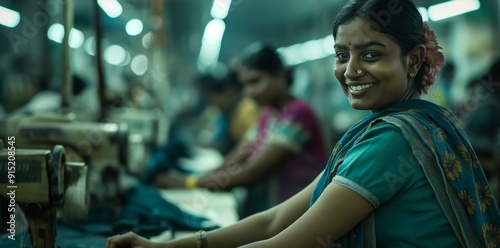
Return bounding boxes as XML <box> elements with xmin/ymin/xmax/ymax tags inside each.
<box><xmin>107</xmin><ymin>107</ymin><xmax>169</xmax><ymax>149</ymax></box>
<box><xmin>0</xmin><ymin>142</ymin><xmax>88</xmax><ymax>248</ymax></box>
<box><xmin>106</xmin><ymin>107</ymin><xmax>170</xmax><ymax>175</ymax></box>
<box><xmin>0</xmin><ymin>112</ymin><xmax>140</xmax><ymax>204</ymax></box>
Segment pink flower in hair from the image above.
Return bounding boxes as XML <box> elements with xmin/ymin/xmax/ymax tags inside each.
<box><xmin>421</xmin><ymin>22</ymin><xmax>445</xmax><ymax>94</ymax></box>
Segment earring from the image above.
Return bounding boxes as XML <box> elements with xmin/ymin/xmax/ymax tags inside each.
<box><xmin>409</xmin><ymin>72</ymin><xmax>415</xmax><ymax>78</ymax></box>
<box><xmin>356</xmin><ymin>69</ymin><xmax>363</xmax><ymax>75</ymax></box>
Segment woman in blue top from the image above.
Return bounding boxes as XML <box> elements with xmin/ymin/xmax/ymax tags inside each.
<box><xmin>106</xmin><ymin>0</ymin><xmax>500</xmax><ymax>247</ymax></box>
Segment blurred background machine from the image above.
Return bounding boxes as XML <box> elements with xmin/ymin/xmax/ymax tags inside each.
<box><xmin>107</xmin><ymin>107</ymin><xmax>169</xmax><ymax>152</ymax></box>
<box><xmin>0</xmin><ymin>0</ymin><xmax>157</xmax><ymax>210</ymax></box>
<box><xmin>0</xmin><ymin>142</ymin><xmax>88</xmax><ymax>248</ymax></box>
<box><xmin>0</xmin><ymin>114</ymin><xmax>134</xmax><ymax>204</ymax></box>
<box><xmin>106</xmin><ymin>107</ymin><xmax>170</xmax><ymax>176</ymax></box>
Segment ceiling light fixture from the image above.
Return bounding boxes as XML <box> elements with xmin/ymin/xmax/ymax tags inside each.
<box><xmin>428</xmin><ymin>0</ymin><xmax>480</xmax><ymax>21</ymax></box>
<box><xmin>0</xmin><ymin>6</ymin><xmax>20</xmax><ymax>28</ymax></box>
<box><xmin>211</xmin><ymin>0</ymin><xmax>232</xmax><ymax>19</ymax></box>
<box><xmin>97</xmin><ymin>0</ymin><xmax>123</xmax><ymax>18</ymax></box>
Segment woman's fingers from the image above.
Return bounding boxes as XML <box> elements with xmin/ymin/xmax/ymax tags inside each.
<box><xmin>105</xmin><ymin>232</ymin><xmax>136</xmax><ymax>248</ymax></box>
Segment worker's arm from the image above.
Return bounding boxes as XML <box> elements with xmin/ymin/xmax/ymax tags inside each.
<box><xmin>240</xmin><ymin>182</ymin><xmax>374</xmax><ymax>247</ymax></box>
<box><xmin>211</xmin><ymin>140</ymin><xmax>253</xmax><ymax>174</ymax></box>
<box><xmin>153</xmin><ymin>139</ymin><xmax>254</xmax><ymax>189</ymax></box>
<box><xmin>195</xmin><ymin>141</ymin><xmax>294</xmax><ymax>189</ymax></box>
<box><xmin>155</xmin><ymin>141</ymin><xmax>293</xmax><ymax>189</ymax></box>
<box><xmin>107</xmin><ymin>172</ymin><xmax>323</xmax><ymax>248</ymax></box>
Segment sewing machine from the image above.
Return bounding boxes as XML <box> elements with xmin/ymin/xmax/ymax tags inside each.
<box><xmin>0</xmin><ymin>141</ymin><xmax>88</xmax><ymax>248</ymax></box>
<box><xmin>107</xmin><ymin>107</ymin><xmax>169</xmax><ymax>149</ymax></box>
<box><xmin>106</xmin><ymin>108</ymin><xmax>169</xmax><ymax>176</ymax></box>
<box><xmin>0</xmin><ymin>112</ymin><xmax>135</xmax><ymax>204</ymax></box>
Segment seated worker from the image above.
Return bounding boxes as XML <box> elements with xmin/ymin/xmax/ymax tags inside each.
<box><xmin>196</xmin><ymin>69</ymin><xmax>262</xmax><ymax>155</ymax></box>
<box><xmin>154</xmin><ymin>43</ymin><xmax>327</xmax><ymax>217</ymax></box>
<box><xmin>140</xmin><ymin>69</ymin><xmax>261</xmax><ymax>183</ymax></box>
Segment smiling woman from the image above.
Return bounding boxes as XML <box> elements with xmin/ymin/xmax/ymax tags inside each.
<box><xmin>333</xmin><ymin>18</ymin><xmax>423</xmax><ymax>113</ymax></box>
<box><xmin>105</xmin><ymin>0</ymin><xmax>500</xmax><ymax>247</ymax></box>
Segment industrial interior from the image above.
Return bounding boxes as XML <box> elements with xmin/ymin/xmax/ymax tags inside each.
<box><xmin>0</xmin><ymin>0</ymin><xmax>499</xmax><ymax>247</ymax></box>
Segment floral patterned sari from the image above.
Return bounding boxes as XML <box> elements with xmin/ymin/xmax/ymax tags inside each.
<box><xmin>310</xmin><ymin>99</ymin><xmax>500</xmax><ymax>247</ymax></box>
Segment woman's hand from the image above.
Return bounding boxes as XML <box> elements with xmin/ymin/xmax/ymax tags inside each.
<box><xmin>154</xmin><ymin>171</ymin><xmax>187</xmax><ymax>188</ymax></box>
<box><xmin>105</xmin><ymin>232</ymin><xmax>164</xmax><ymax>248</ymax></box>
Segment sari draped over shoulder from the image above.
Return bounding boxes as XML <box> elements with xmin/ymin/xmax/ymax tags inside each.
<box><xmin>310</xmin><ymin>99</ymin><xmax>500</xmax><ymax>247</ymax></box>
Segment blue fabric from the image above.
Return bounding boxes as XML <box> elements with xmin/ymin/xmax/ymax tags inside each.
<box><xmin>1</xmin><ymin>184</ymin><xmax>219</xmax><ymax>247</ymax></box>
<box><xmin>141</xmin><ymin>124</ymin><xmax>192</xmax><ymax>184</ymax></box>
<box><xmin>59</xmin><ymin>184</ymin><xmax>219</xmax><ymax>236</ymax></box>
<box><xmin>113</xmin><ymin>184</ymin><xmax>219</xmax><ymax>235</ymax></box>
<box><xmin>310</xmin><ymin>99</ymin><xmax>500</xmax><ymax>247</ymax></box>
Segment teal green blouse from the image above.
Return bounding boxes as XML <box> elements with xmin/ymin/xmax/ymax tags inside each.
<box><xmin>333</xmin><ymin>122</ymin><xmax>461</xmax><ymax>247</ymax></box>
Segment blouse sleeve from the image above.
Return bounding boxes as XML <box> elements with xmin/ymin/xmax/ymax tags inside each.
<box><xmin>332</xmin><ymin>122</ymin><xmax>420</xmax><ymax>208</ymax></box>
<box><xmin>265</xmin><ymin>102</ymin><xmax>315</xmax><ymax>153</ymax></box>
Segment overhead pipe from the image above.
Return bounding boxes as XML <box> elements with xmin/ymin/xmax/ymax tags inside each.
<box><xmin>61</xmin><ymin>0</ymin><xmax>73</xmax><ymax>111</ymax></box>
<box><xmin>93</xmin><ymin>0</ymin><xmax>107</xmax><ymax>121</ymax></box>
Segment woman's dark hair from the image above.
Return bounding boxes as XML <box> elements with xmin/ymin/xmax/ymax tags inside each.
<box><xmin>197</xmin><ymin>70</ymin><xmax>241</xmax><ymax>93</ymax></box>
<box><xmin>333</xmin><ymin>0</ymin><xmax>428</xmax><ymax>93</ymax></box>
<box><xmin>240</xmin><ymin>43</ymin><xmax>294</xmax><ymax>86</ymax></box>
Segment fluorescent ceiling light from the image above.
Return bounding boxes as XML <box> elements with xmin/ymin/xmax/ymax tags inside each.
<box><xmin>202</xmin><ymin>19</ymin><xmax>226</xmax><ymax>45</ymax></box>
<box><xmin>428</xmin><ymin>0</ymin><xmax>480</xmax><ymax>21</ymax></box>
<box><xmin>126</xmin><ymin>19</ymin><xmax>143</xmax><ymax>36</ymax></box>
<box><xmin>198</xmin><ymin>19</ymin><xmax>226</xmax><ymax>71</ymax></box>
<box><xmin>131</xmin><ymin>54</ymin><xmax>148</xmax><ymax>76</ymax></box>
<box><xmin>142</xmin><ymin>32</ymin><xmax>152</xmax><ymax>48</ymax></box>
<box><xmin>118</xmin><ymin>51</ymin><xmax>131</xmax><ymax>66</ymax></box>
<box><xmin>211</xmin><ymin>0</ymin><xmax>232</xmax><ymax>19</ymax></box>
<box><xmin>278</xmin><ymin>35</ymin><xmax>334</xmax><ymax>66</ymax></box>
<box><xmin>84</xmin><ymin>37</ymin><xmax>96</xmax><ymax>55</ymax></box>
<box><xmin>69</xmin><ymin>28</ymin><xmax>84</xmax><ymax>48</ymax></box>
<box><xmin>198</xmin><ymin>41</ymin><xmax>223</xmax><ymax>71</ymax></box>
<box><xmin>104</xmin><ymin>45</ymin><xmax>127</xmax><ymax>65</ymax></box>
<box><xmin>97</xmin><ymin>0</ymin><xmax>122</xmax><ymax>18</ymax></box>
<box><xmin>418</xmin><ymin>7</ymin><xmax>429</xmax><ymax>22</ymax></box>
<box><xmin>0</xmin><ymin>6</ymin><xmax>20</xmax><ymax>28</ymax></box>
<box><xmin>47</xmin><ymin>23</ymin><xmax>85</xmax><ymax>48</ymax></box>
<box><xmin>48</xmin><ymin>23</ymin><xmax>65</xmax><ymax>42</ymax></box>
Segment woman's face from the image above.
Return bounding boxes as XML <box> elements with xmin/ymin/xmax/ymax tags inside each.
<box><xmin>333</xmin><ymin>17</ymin><xmax>416</xmax><ymax>112</ymax></box>
<box><xmin>239</xmin><ymin>66</ymin><xmax>284</xmax><ymax>106</ymax></box>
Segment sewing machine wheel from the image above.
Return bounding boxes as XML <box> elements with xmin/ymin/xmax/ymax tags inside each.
<box><xmin>50</xmin><ymin>145</ymin><xmax>66</xmax><ymax>206</ymax></box>
<box><xmin>60</xmin><ymin>162</ymin><xmax>89</xmax><ymax>221</ymax></box>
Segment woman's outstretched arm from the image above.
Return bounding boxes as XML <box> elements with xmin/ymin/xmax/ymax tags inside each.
<box><xmin>240</xmin><ymin>182</ymin><xmax>374</xmax><ymax>247</ymax></box>
<box><xmin>154</xmin><ymin>142</ymin><xmax>293</xmax><ymax>190</ymax></box>
<box><xmin>107</xmin><ymin>172</ymin><xmax>323</xmax><ymax>248</ymax></box>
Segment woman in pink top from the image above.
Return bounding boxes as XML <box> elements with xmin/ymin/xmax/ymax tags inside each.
<box><xmin>155</xmin><ymin>43</ymin><xmax>326</xmax><ymax>217</ymax></box>
<box><xmin>238</xmin><ymin>43</ymin><xmax>326</xmax><ymax>216</ymax></box>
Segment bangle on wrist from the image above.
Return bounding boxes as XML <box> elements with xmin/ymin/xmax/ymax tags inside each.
<box><xmin>196</xmin><ymin>230</ymin><xmax>207</xmax><ymax>248</ymax></box>
<box><xmin>185</xmin><ymin>175</ymin><xmax>198</xmax><ymax>189</ymax></box>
